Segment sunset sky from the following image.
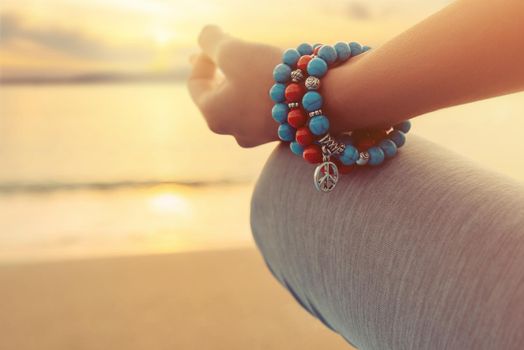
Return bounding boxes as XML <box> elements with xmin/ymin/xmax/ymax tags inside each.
<box><xmin>0</xmin><ymin>0</ymin><xmax>451</xmax><ymax>79</ymax></box>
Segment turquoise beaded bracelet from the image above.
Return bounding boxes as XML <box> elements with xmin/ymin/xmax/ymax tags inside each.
<box><xmin>269</xmin><ymin>41</ymin><xmax>411</xmax><ymax>193</ymax></box>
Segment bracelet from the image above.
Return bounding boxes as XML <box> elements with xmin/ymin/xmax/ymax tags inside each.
<box><xmin>269</xmin><ymin>41</ymin><xmax>411</xmax><ymax>193</ymax></box>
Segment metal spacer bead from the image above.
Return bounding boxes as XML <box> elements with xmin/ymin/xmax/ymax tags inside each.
<box><xmin>287</xmin><ymin>102</ymin><xmax>300</xmax><ymax>109</ymax></box>
<box><xmin>290</xmin><ymin>69</ymin><xmax>305</xmax><ymax>83</ymax></box>
<box><xmin>356</xmin><ymin>151</ymin><xmax>370</xmax><ymax>166</ymax></box>
<box><xmin>305</xmin><ymin>76</ymin><xmax>320</xmax><ymax>90</ymax></box>
<box><xmin>308</xmin><ymin>109</ymin><xmax>323</xmax><ymax>117</ymax></box>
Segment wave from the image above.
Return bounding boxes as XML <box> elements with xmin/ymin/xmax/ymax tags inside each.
<box><xmin>0</xmin><ymin>179</ymin><xmax>251</xmax><ymax>194</ymax></box>
<box><xmin>1</xmin><ymin>70</ymin><xmax>189</xmax><ymax>85</ymax></box>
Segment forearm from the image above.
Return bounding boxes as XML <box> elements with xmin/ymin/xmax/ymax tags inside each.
<box><xmin>324</xmin><ymin>0</ymin><xmax>524</xmax><ymax>132</ymax></box>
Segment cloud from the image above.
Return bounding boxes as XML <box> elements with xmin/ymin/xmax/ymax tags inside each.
<box><xmin>0</xmin><ymin>12</ymin><xmax>147</xmax><ymax>60</ymax></box>
<box><xmin>0</xmin><ymin>13</ymin><xmax>19</xmax><ymax>40</ymax></box>
<box><xmin>346</xmin><ymin>2</ymin><xmax>372</xmax><ymax>20</ymax></box>
<box><xmin>343</xmin><ymin>0</ymin><xmax>453</xmax><ymax>21</ymax></box>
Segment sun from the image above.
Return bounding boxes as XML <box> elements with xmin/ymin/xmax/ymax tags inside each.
<box><xmin>152</xmin><ymin>27</ymin><xmax>175</xmax><ymax>47</ymax></box>
<box><xmin>148</xmin><ymin>192</ymin><xmax>190</xmax><ymax>215</ymax></box>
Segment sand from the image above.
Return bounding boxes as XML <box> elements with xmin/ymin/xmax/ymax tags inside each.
<box><xmin>0</xmin><ymin>247</ymin><xmax>354</xmax><ymax>350</ymax></box>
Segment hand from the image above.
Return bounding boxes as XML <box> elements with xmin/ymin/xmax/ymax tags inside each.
<box><xmin>187</xmin><ymin>25</ymin><xmax>282</xmax><ymax>147</ymax></box>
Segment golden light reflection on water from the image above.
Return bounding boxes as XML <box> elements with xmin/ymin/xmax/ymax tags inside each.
<box><xmin>148</xmin><ymin>192</ymin><xmax>191</xmax><ymax>216</ymax></box>
<box><xmin>0</xmin><ymin>183</ymin><xmax>256</xmax><ymax>263</ymax></box>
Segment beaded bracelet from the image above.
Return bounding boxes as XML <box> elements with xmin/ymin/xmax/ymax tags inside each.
<box><xmin>269</xmin><ymin>41</ymin><xmax>411</xmax><ymax>193</ymax></box>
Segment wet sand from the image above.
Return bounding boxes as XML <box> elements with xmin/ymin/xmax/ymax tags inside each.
<box><xmin>0</xmin><ymin>247</ymin><xmax>354</xmax><ymax>350</ymax></box>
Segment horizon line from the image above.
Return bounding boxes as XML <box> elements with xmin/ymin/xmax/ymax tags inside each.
<box><xmin>0</xmin><ymin>69</ymin><xmax>190</xmax><ymax>85</ymax></box>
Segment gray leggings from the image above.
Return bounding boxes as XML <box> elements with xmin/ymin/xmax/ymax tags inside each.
<box><xmin>250</xmin><ymin>134</ymin><xmax>524</xmax><ymax>350</ymax></box>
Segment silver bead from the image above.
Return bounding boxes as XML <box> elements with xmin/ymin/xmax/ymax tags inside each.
<box><xmin>290</xmin><ymin>69</ymin><xmax>304</xmax><ymax>82</ymax></box>
<box><xmin>308</xmin><ymin>109</ymin><xmax>323</xmax><ymax>117</ymax></box>
<box><xmin>356</xmin><ymin>151</ymin><xmax>370</xmax><ymax>166</ymax></box>
<box><xmin>288</xmin><ymin>102</ymin><xmax>299</xmax><ymax>109</ymax></box>
<box><xmin>305</xmin><ymin>76</ymin><xmax>320</xmax><ymax>90</ymax></box>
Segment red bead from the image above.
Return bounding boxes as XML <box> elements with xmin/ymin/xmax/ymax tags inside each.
<box><xmin>287</xmin><ymin>109</ymin><xmax>307</xmax><ymax>128</ymax></box>
<box><xmin>284</xmin><ymin>83</ymin><xmax>304</xmax><ymax>102</ymax></box>
<box><xmin>297</xmin><ymin>55</ymin><xmax>313</xmax><ymax>71</ymax></box>
<box><xmin>333</xmin><ymin>158</ymin><xmax>355</xmax><ymax>174</ymax></box>
<box><xmin>313</xmin><ymin>45</ymin><xmax>322</xmax><ymax>55</ymax></box>
<box><xmin>296</xmin><ymin>126</ymin><xmax>314</xmax><ymax>146</ymax></box>
<box><xmin>356</xmin><ymin>138</ymin><xmax>376</xmax><ymax>152</ymax></box>
<box><xmin>303</xmin><ymin>144</ymin><xmax>323</xmax><ymax>164</ymax></box>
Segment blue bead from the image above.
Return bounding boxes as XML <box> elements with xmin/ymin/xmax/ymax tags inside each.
<box><xmin>302</xmin><ymin>91</ymin><xmax>323</xmax><ymax>112</ymax></box>
<box><xmin>296</xmin><ymin>43</ymin><xmax>313</xmax><ymax>55</ymax></box>
<box><xmin>269</xmin><ymin>83</ymin><xmax>286</xmax><ymax>102</ymax></box>
<box><xmin>349</xmin><ymin>42</ymin><xmax>363</xmax><ymax>56</ymax></box>
<box><xmin>278</xmin><ymin>123</ymin><xmax>295</xmax><ymax>142</ymax></box>
<box><xmin>389</xmin><ymin>130</ymin><xmax>406</xmax><ymax>148</ymax></box>
<box><xmin>362</xmin><ymin>45</ymin><xmax>372</xmax><ymax>52</ymax></box>
<box><xmin>307</xmin><ymin>57</ymin><xmax>328</xmax><ymax>77</ymax></box>
<box><xmin>290</xmin><ymin>141</ymin><xmax>304</xmax><ymax>156</ymax></box>
<box><xmin>378</xmin><ymin>139</ymin><xmax>398</xmax><ymax>158</ymax></box>
<box><xmin>273</xmin><ymin>63</ymin><xmax>291</xmax><ymax>83</ymax></box>
<box><xmin>318</xmin><ymin>45</ymin><xmax>337</xmax><ymax>65</ymax></box>
<box><xmin>282</xmin><ymin>49</ymin><xmax>300</xmax><ymax>66</ymax></box>
<box><xmin>271</xmin><ymin>103</ymin><xmax>288</xmax><ymax>124</ymax></box>
<box><xmin>308</xmin><ymin>115</ymin><xmax>330</xmax><ymax>135</ymax></box>
<box><xmin>334</xmin><ymin>42</ymin><xmax>351</xmax><ymax>61</ymax></box>
<box><xmin>367</xmin><ymin>146</ymin><xmax>385</xmax><ymax>166</ymax></box>
<box><xmin>339</xmin><ymin>145</ymin><xmax>359</xmax><ymax>165</ymax></box>
<box><xmin>394</xmin><ymin>120</ymin><xmax>411</xmax><ymax>133</ymax></box>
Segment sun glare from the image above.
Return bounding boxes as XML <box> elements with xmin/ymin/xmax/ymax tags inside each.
<box><xmin>148</xmin><ymin>193</ymin><xmax>190</xmax><ymax>215</ymax></box>
<box><xmin>153</xmin><ymin>27</ymin><xmax>175</xmax><ymax>47</ymax></box>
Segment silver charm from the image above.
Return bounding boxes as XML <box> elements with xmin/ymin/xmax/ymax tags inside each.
<box><xmin>308</xmin><ymin>109</ymin><xmax>323</xmax><ymax>117</ymax></box>
<box><xmin>288</xmin><ymin>102</ymin><xmax>299</xmax><ymax>109</ymax></box>
<box><xmin>318</xmin><ymin>134</ymin><xmax>346</xmax><ymax>156</ymax></box>
<box><xmin>305</xmin><ymin>76</ymin><xmax>320</xmax><ymax>90</ymax></box>
<box><xmin>314</xmin><ymin>161</ymin><xmax>339</xmax><ymax>192</ymax></box>
<box><xmin>291</xmin><ymin>69</ymin><xmax>305</xmax><ymax>82</ymax></box>
<box><xmin>356</xmin><ymin>151</ymin><xmax>370</xmax><ymax>165</ymax></box>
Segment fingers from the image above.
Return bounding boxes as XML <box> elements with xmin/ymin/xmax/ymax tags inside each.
<box><xmin>188</xmin><ymin>52</ymin><xmax>215</xmax><ymax>81</ymax></box>
<box><xmin>198</xmin><ymin>25</ymin><xmax>248</xmax><ymax>79</ymax></box>
<box><xmin>187</xmin><ymin>53</ymin><xmax>235</xmax><ymax>134</ymax></box>
<box><xmin>188</xmin><ymin>53</ymin><xmax>198</xmax><ymax>64</ymax></box>
<box><xmin>187</xmin><ymin>53</ymin><xmax>216</xmax><ymax>106</ymax></box>
<box><xmin>198</xmin><ymin>25</ymin><xmax>232</xmax><ymax>62</ymax></box>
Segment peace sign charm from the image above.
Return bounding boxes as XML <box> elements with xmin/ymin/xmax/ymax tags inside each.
<box><xmin>313</xmin><ymin>161</ymin><xmax>339</xmax><ymax>192</ymax></box>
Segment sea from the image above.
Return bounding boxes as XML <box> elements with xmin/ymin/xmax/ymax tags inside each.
<box><xmin>1</xmin><ymin>83</ymin><xmax>523</xmax><ymax>263</ymax></box>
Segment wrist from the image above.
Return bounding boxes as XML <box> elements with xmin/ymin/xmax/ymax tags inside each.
<box><xmin>322</xmin><ymin>55</ymin><xmax>372</xmax><ymax>134</ymax></box>
<box><xmin>268</xmin><ymin>41</ymin><xmax>412</xmax><ymax>192</ymax></box>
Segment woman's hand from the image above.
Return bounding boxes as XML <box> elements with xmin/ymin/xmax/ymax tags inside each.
<box><xmin>187</xmin><ymin>25</ymin><xmax>282</xmax><ymax>148</ymax></box>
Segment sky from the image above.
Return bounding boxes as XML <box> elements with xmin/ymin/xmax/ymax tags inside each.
<box><xmin>0</xmin><ymin>0</ymin><xmax>451</xmax><ymax>79</ymax></box>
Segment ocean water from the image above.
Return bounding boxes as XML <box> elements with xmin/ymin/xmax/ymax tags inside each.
<box><xmin>1</xmin><ymin>83</ymin><xmax>523</xmax><ymax>263</ymax></box>
<box><xmin>0</xmin><ymin>83</ymin><xmax>274</xmax><ymax>263</ymax></box>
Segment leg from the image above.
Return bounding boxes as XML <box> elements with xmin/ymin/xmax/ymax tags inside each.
<box><xmin>251</xmin><ymin>134</ymin><xmax>524</xmax><ymax>350</ymax></box>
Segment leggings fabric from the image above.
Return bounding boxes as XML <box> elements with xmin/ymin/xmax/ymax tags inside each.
<box><xmin>250</xmin><ymin>135</ymin><xmax>524</xmax><ymax>350</ymax></box>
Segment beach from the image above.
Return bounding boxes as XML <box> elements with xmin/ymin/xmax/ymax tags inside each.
<box><xmin>2</xmin><ymin>0</ymin><xmax>524</xmax><ymax>347</ymax></box>
<box><xmin>1</xmin><ymin>83</ymin><xmax>523</xmax><ymax>349</ymax></box>
<box><xmin>0</xmin><ymin>247</ymin><xmax>354</xmax><ymax>350</ymax></box>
